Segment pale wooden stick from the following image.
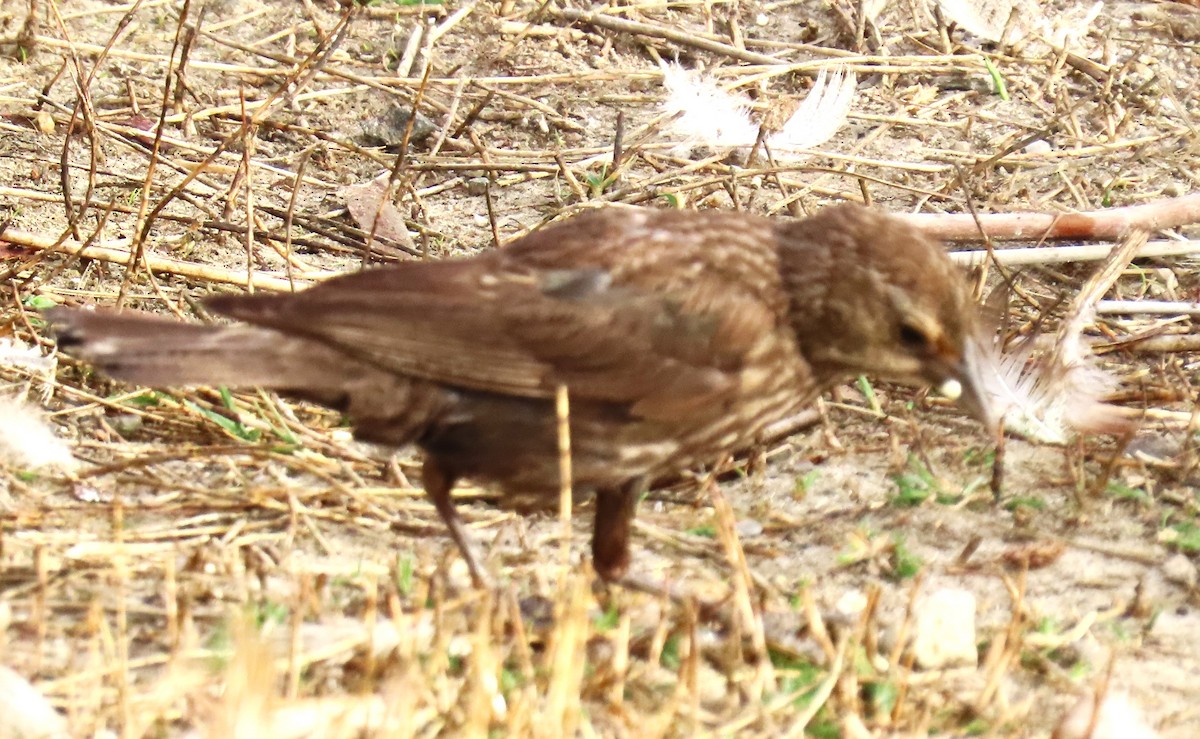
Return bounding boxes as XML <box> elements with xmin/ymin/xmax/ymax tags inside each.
<box><xmin>907</xmin><ymin>193</ymin><xmax>1200</xmax><ymax>242</ymax></box>
<box><xmin>554</xmin><ymin>7</ymin><xmax>788</xmax><ymax>65</ymax></box>
<box><xmin>2</xmin><ymin>227</ymin><xmax>337</xmax><ymax>292</ymax></box>
<box><xmin>949</xmin><ymin>239</ymin><xmax>1200</xmax><ymax>267</ymax></box>
<box><xmin>555</xmin><ymin>385</ymin><xmax>574</xmax><ymax>582</ymax></box>
<box><xmin>1097</xmin><ymin>300</ymin><xmax>1200</xmax><ymax>316</ymax></box>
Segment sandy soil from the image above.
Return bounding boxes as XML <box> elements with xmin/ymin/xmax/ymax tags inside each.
<box><xmin>1</xmin><ymin>0</ymin><xmax>1199</xmax><ymax>736</ymax></box>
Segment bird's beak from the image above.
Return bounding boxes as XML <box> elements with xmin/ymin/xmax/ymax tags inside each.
<box><xmin>932</xmin><ymin>341</ymin><xmax>998</xmax><ymax>433</ymax></box>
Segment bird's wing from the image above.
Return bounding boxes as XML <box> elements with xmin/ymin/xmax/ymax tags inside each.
<box><xmin>207</xmin><ymin>209</ymin><xmax>787</xmax><ymax>419</ymax></box>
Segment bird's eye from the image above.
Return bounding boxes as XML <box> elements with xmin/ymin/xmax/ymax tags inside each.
<box><xmin>898</xmin><ymin>323</ymin><xmax>927</xmax><ymax>348</ymax></box>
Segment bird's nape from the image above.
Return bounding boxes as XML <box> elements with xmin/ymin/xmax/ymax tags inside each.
<box><xmin>777</xmin><ymin>204</ymin><xmax>992</xmax><ymax>425</ymax></box>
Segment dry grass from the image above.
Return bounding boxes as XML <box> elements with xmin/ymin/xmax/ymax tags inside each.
<box><xmin>1</xmin><ymin>0</ymin><xmax>1199</xmax><ymax>736</ymax></box>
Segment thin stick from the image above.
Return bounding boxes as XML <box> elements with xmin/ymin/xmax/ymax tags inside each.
<box><xmin>780</xmin><ymin>635</ymin><xmax>847</xmax><ymax>738</ymax></box>
<box><xmin>949</xmin><ymin>239</ymin><xmax>1199</xmax><ymax>267</ymax></box>
<box><xmin>428</xmin><ymin>0</ymin><xmax>479</xmax><ymax>43</ymax></box>
<box><xmin>119</xmin><ymin>0</ymin><xmax>193</xmax><ymax>306</ymax></box>
<box><xmin>907</xmin><ymin>192</ymin><xmax>1200</xmax><ymax>242</ymax></box>
<box><xmin>1097</xmin><ymin>299</ymin><xmax>1200</xmax><ymax>316</ymax></box>
<box><xmin>556</xmin><ymin>385</ymin><xmax>573</xmax><ymax>582</ymax></box>
<box><xmin>555</xmin><ymin>7</ymin><xmax>787</xmax><ymax>66</ymax></box>
<box><xmin>2</xmin><ymin>227</ymin><xmax>335</xmax><ymax>291</ymax></box>
<box><xmin>708</xmin><ymin>476</ymin><xmax>769</xmax><ymax>671</ymax></box>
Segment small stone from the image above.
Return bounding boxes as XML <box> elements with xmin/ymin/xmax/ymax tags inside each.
<box><xmin>519</xmin><ymin>594</ymin><xmax>556</xmax><ymax>631</ymax></box>
<box><xmin>109</xmin><ymin>413</ymin><xmax>143</xmax><ymax>436</ymax></box>
<box><xmin>358</xmin><ymin>105</ymin><xmax>436</xmax><ymax>147</ymax></box>
<box><xmin>1162</xmin><ymin>182</ymin><xmax>1186</xmax><ymax>198</ymax></box>
<box><xmin>1053</xmin><ymin>691</ymin><xmax>1161</xmax><ymax>739</ymax></box>
<box><xmin>736</xmin><ymin>518</ymin><xmax>763</xmax><ymax>538</ymax></box>
<box><xmin>446</xmin><ymin>557</ymin><xmax>474</xmax><ymax>591</ymax></box>
<box><xmin>1161</xmin><ymin>553</ymin><xmax>1197</xmax><ymax>588</ymax></box>
<box><xmin>35</xmin><ymin>110</ymin><xmax>56</xmax><ymax>135</ymax></box>
<box><xmin>72</xmin><ymin>483</ymin><xmax>109</xmax><ymax>503</ymax></box>
<box><xmin>447</xmin><ymin>634</ymin><xmax>473</xmax><ymax>658</ymax></box>
<box><xmin>1024</xmin><ymin>139</ymin><xmax>1052</xmax><ymax>155</ymax></box>
<box><xmin>466</xmin><ymin>176</ymin><xmax>490</xmax><ymax>196</ymax></box>
<box><xmin>835</xmin><ymin>589</ymin><xmax>868</xmax><ymax>618</ymax></box>
<box><xmin>912</xmin><ymin>588</ymin><xmax>977</xmax><ymax>669</ymax></box>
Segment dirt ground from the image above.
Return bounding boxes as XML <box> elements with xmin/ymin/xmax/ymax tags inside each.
<box><xmin>1</xmin><ymin>0</ymin><xmax>1199</xmax><ymax>736</ymax></box>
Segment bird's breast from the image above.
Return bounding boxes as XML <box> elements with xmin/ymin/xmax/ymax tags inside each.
<box><xmin>574</xmin><ymin>333</ymin><xmax>813</xmax><ymax>485</ymax></box>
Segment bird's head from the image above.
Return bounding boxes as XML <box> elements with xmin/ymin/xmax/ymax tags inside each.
<box><xmin>779</xmin><ymin>204</ymin><xmax>994</xmax><ymax>429</ymax></box>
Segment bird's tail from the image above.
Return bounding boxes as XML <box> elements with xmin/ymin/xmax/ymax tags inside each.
<box><xmin>47</xmin><ymin>307</ymin><xmax>337</xmax><ymax>390</ymax></box>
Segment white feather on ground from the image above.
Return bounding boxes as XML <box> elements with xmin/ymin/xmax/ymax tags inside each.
<box><xmin>1040</xmin><ymin>1</ymin><xmax>1104</xmax><ymax>49</ymax></box>
<box><xmin>934</xmin><ymin>0</ymin><xmax>1033</xmax><ymax>42</ymax></box>
<box><xmin>660</xmin><ymin>63</ymin><xmax>757</xmax><ymax>150</ymax></box>
<box><xmin>0</xmin><ymin>337</ymin><xmax>75</xmax><ymax>471</ymax></box>
<box><xmin>0</xmin><ymin>336</ymin><xmax>53</xmax><ymax>373</ymax></box>
<box><xmin>934</xmin><ymin>0</ymin><xmax>1102</xmax><ymax>49</ymax></box>
<box><xmin>972</xmin><ymin>338</ymin><xmax>1068</xmax><ymax>444</ymax></box>
<box><xmin>660</xmin><ymin>64</ymin><xmax>856</xmax><ymax>157</ymax></box>
<box><xmin>771</xmin><ymin>68</ymin><xmax>859</xmax><ymax>152</ymax></box>
<box><xmin>973</xmin><ymin>233</ymin><xmax>1143</xmax><ymax>444</ymax></box>
<box><xmin>0</xmin><ymin>396</ymin><xmax>77</xmax><ymax>471</ymax></box>
<box><xmin>972</xmin><ymin>337</ymin><xmax>1125</xmax><ymax>444</ymax></box>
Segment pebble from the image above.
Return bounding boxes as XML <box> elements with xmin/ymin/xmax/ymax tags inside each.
<box><xmin>1024</xmin><ymin>139</ymin><xmax>1053</xmax><ymax>155</ymax></box>
<box><xmin>1161</xmin><ymin>553</ymin><xmax>1197</xmax><ymax>589</ymax></box>
<box><xmin>835</xmin><ymin>589</ymin><xmax>868</xmax><ymax>618</ymax></box>
<box><xmin>912</xmin><ymin>588</ymin><xmax>977</xmax><ymax>669</ymax></box>
<box><xmin>358</xmin><ymin>105</ymin><xmax>436</xmax><ymax>147</ymax></box>
<box><xmin>1053</xmin><ymin>691</ymin><xmax>1161</xmax><ymax>739</ymax></box>
<box><xmin>1162</xmin><ymin>182</ymin><xmax>1186</xmax><ymax>198</ymax></box>
<box><xmin>735</xmin><ymin>518</ymin><xmax>763</xmax><ymax>538</ymax></box>
<box><xmin>109</xmin><ymin>413</ymin><xmax>143</xmax><ymax>436</ymax></box>
<box><xmin>446</xmin><ymin>557</ymin><xmax>474</xmax><ymax>592</ymax></box>
<box><xmin>466</xmin><ymin>176</ymin><xmax>490</xmax><ymax>196</ymax></box>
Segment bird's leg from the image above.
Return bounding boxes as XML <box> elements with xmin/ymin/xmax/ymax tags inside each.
<box><xmin>422</xmin><ymin>458</ymin><xmax>491</xmax><ymax>588</ymax></box>
<box><xmin>591</xmin><ymin>480</ymin><xmax>642</xmax><ymax>582</ymax></box>
<box><xmin>593</xmin><ymin>478</ymin><xmax>731</xmax><ymax>621</ymax></box>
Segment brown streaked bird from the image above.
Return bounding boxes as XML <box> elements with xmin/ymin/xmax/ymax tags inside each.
<box><xmin>49</xmin><ymin>204</ymin><xmax>991</xmax><ymax>585</ymax></box>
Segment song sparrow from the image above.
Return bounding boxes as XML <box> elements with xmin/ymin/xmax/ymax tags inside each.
<box><xmin>50</xmin><ymin>204</ymin><xmax>991</xmax><ymax>584</ymax></box>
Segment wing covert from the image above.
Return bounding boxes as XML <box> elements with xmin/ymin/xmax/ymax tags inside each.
<box><xmin>207</xmin><ymin>209</ymin><xmax>788</xmax><ymax>418</ymax></box>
